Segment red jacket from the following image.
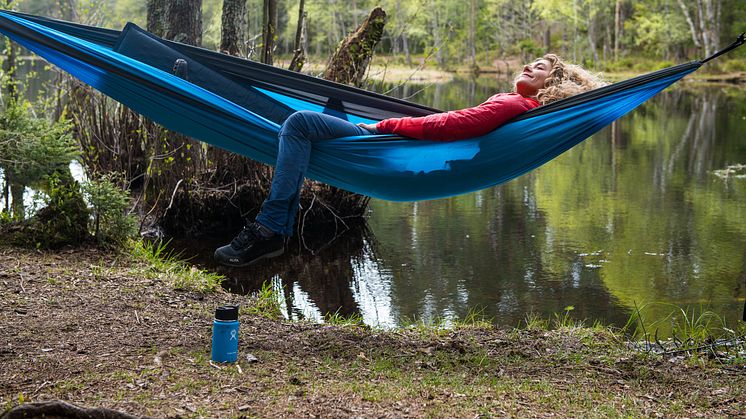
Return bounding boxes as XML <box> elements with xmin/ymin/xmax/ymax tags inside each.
<box><xmin>375</xmin><ymin>93</ymin><xmax>540</xmax><ymax>141</ymax></box>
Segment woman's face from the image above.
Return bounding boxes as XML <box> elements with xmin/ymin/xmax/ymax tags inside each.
<box><xmin>514</xmin><ymin>59</ymin><xmax>552</xmax><ymax>98</ymax></box>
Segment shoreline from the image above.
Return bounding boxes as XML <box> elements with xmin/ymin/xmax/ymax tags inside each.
<box><xmin>1</xmin><ymin>244</ymin><xmax>744</xmax><ymax>417</ymax></box>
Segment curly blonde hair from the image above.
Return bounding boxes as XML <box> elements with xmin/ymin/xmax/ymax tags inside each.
<box><xmin>533</xmin><ymin>54</ymin><xmax>606</xmax><ymax>105</ymax></box>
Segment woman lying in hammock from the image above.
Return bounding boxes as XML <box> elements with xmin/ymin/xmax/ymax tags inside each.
<box><xmin>214</xmin><ymin>54</ymin><xmax>604</xmax><ymax>267</ymax></box>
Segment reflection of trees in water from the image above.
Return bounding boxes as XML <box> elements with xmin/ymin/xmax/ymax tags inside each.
<box><xmin>369</xmin><ymin>184</ymin><xmax>632</xmax><ymax>327</ymax></box>
<box><xmin>174</xmin><ymin>86</ymin><xmax>745</xmax><ymax>331</ymax></box>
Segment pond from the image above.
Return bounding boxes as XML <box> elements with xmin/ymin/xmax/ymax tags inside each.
<box><xmin>4</xmin><ymin>58</ymin><xmax>745</xmax><ymax>335</ymax></box>
<box><xmin>180</xmin><ymin>76</ymin><xmax>746</xmax><ymax>335</ymax></box>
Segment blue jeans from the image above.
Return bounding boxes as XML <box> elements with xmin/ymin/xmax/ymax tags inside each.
<box><xmin>255</xmin><ymin>110</ymin><xmax>371</xmax><ymax>236</ymax></box>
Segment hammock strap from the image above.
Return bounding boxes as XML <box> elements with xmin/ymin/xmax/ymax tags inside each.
<box><xmin>702</xmin><ymin>32</ymin><xmax>746</xmax><ymax>64</ymax></box>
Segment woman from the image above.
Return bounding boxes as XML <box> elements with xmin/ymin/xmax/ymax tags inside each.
<box><xmin>214</xmin><ymin>54</ymin><xmax>604</xmax><ymax>267</ymax></box>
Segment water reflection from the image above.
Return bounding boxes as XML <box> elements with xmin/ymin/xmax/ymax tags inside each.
<box><xmin>6</xmin><ymin>57</ymin><xmax>744</xmax><ymax>335</ymax></box>
<box><xmin>191</xmin><ymin>83</ymin><xmax>746</xmax><ymax>335</ymax></box>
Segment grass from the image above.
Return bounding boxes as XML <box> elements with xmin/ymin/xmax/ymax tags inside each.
<box><xmin>324</xmin><ymin>310</ymin><xmax>365</xmax><ymax>326</ymax></box>
<box><xmin>241</xmin><ymin>280</ymin><xmax>283</xmax><ymax>319</ymax></box>
<box><xmin>128</xmin><ymin>239</ymin><xmax>224</xmax><ymax>293</ymax></box>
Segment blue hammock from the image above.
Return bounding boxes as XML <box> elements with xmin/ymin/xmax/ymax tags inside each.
<box><xmin>0</xmin><ymin>11</ymin><xmax>741</xmax><ymax>201</ymax></box>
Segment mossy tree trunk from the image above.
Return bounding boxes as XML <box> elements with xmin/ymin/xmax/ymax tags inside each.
<box><xmin>143</xmin><ymin>0</ymin><xmax>206</xmax><ymax>215</ymax></box>
<box><xmin>322</xmin><ymin>7</ymin><xmax>386</xmax><ymax>87</ymax></box>
<box><xmin>261</xmin><ymin>0</ymin><xmax>277</xmax><ymax>65</ymax></box>
<box><xmin>3</xmin><ymin>0</ymin><xmax>18</xmax><ymax>217</ymax></box>
<box><xmin>165</xmin><ymin>0</ymin><xmax>203</xmax><ymax>46</ymax></box>
<box><xmin>146</xmin><ymin>0</ymin><xmax>167</xmax><ymax>36</ymax></box>
<box><xmin>288</xmin><ymin>0</ymin><xmax>306</xmax><ymax>72</ymax></box>
<box><xmin>220</xmin><ymin>0</ymin><xmax>246</xmax><ymax>56</ymax></box>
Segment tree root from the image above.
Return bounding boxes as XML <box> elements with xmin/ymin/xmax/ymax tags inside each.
<box><xmin>1</xmin><ymin>400</ymin><xmax>146</xmax><ymax>419</ymax></box>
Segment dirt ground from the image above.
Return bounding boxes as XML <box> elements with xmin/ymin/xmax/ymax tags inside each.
<box><xmin>1</xmin><ymin>245</ymin><xmax>744</xmax><ymax>418</ymax></box>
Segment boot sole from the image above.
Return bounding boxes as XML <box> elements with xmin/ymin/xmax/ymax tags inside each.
<box><xmin>216</xmin><ymin>248</ymin><xmax>285</xmax><ymax>268</ymax></box>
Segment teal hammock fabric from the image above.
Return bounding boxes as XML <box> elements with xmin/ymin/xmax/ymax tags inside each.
<box><xmin>0</xmin><ymin>11</ymin><xmax>717</xmax><ymax>201</ymax></box>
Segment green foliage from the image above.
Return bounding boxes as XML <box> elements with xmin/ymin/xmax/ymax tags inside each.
<box><xmin>0</xmin><ymin>99</ymin><xmax>77</xmax><ymax>187</ymax></box>
<box><xmin>625</xmin><ymin>4</ymin><xmax>689</xmax><ymax>58</ymax></box>
<box><xmin>7</xmin><ymin>0</ymin><xmax>744</xmax><ymax>71</ymax></box>
<box><xmin>553</xmin><ymin>305</ymin><xmax>581</xmax><ymax>329</ymax></box>
<box><xmin>81</xmin><ymin>174</ymin><xmax>137</xmax><ymax>246</ymax></box>
<box><xmin>324</xmin><ymin>310</ymin><xmax>365</xmax><ymax>326</ymax></box>
<box><xmin>243</xmin><ymin>280</ymin><xmax>283</xmax><ymax>319</ymax></box>
<box><xmin>722</xmin><ymin>59</ymin><xmax>746</xmax><ymax>73</ymax></box>
<box><xmin>39</xmin><ymin>173</ymin><xmax>90</xmax><ymax>247</ymax></box>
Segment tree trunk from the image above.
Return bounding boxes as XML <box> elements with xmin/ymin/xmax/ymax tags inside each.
<box><xmin>544</xmin><ymin>26</ymin><xmax>551</xmax><ymax>52</ymax></box>
<box><xmin>220</xmin><ymin>0</ymin><xmax>247</xmax><ymax>56</ymax></box>
<box><xmin>165</xmin><ymin>0</ymin><xmax>202</xmax><ymax>46</ymax></box>
<box><xmin>401</xmin><ymin>31</ymin><xmax>412</xmax><ymax>67</ymax></box>
<box><xmin>9</xmin><ymin>180</ymin><xmax>24</xmax><ymax>221</ymax></box>
<box><xmin>288</xmin><ymin>0</ymin><xmax>306</xmax><ymax>72</ymax></box>
<box><xmin>696</xmin><ymin>1</ymin><xmax>708</xmax><ymax>56</ymax></box>
<box><xmin>322</xmin><ymin>7</ymin><xmax>387</xmax><ymax>87</ymax></box>
<box><xmin>144</xmin><ymin>0</ymin><xmax>206</xmax><ymax>210</ymax></box>
<box><xmin>147</xmin><ymin>0</ymin><xmax>167</xmax><ymax>36</ymax></box>
<box><xmin>431</xmin><ymin>0</ymin><xmax>443</xmax><ymax>66</ymax></box>
<box><xmin>614</xmin><ymin>0</ymin><xmax>621</xmax><ymax>60</ymax></box>
<box><xmin>468</xmin><ymin>0</ymin><xmax>477</xmax><ymax>71</ymax></box>
<box><xmin>261</xmin><ymin>0</ymin><xmax>277</xmax><ymax>65</ymax></box>
<box><xmin>392</xmin><ymin>0</ymin><xmax>401</xmax><ymax>55</ymax></box>
<box><xmin>703</xmin><ymin>0</ymin><xmax>720</xmax><ymax>56</ymax></box>
<box><xmin>677</xmin><ymin>0</ymin><xmax>702</xmax><ymax>50</ymax></box>
<box><xmin>587</xmin><ymin>13</ymin><xmax>599</xmax><ymax>65</ymax></box>
<box><xmin>2</xmin><ymin>0</ymin><xmax>17</xmax><ymax>103</ymax></box>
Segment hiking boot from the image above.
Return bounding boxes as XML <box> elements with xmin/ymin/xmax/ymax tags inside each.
<box><xmin>214</xmin><ymin>223</ymin><xmax>284</xmax><ymax>267</ymax></box>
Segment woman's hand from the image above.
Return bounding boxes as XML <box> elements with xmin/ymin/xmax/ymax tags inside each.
<box><xmin>357</xmin><ymin>122</ymin><xmax>378</xmax><ymax>133</ymax></box>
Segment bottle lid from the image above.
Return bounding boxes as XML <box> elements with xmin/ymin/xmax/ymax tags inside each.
<box><xmin>215</xmin><ymin>305</ymin><xmax>239</xmax><ymax>321</ymax></box>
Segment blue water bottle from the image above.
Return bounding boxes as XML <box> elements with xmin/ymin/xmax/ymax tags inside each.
<box><xmin>211</xmin><ymin>305</ymin><xmax>239</xmax><ymax>363</ymax></box>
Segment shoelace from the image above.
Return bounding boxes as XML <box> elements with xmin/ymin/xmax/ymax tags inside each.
<box><xmin>231</xmin><ymin>224</ymin><xmax>260</xmax><ymax>248</ymax></box>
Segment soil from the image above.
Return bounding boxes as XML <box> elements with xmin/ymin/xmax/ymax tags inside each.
<box><xmin>1</xmin><ymin>245</ymin><xmax>744</xmax><ymax>418</ymax></box>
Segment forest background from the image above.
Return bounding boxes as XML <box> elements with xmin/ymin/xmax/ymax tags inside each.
<box><xmin>11</xmin><ymin>0</ymin><xmax>746</xmax><ymax>75</ymax></box>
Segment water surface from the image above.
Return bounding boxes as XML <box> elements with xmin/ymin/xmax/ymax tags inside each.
<box><xmin>200</xmin><ymin>77</ymin><xmax>746</xmax><ymax>334</ymax></box>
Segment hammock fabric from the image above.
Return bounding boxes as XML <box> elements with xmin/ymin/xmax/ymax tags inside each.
<box><xmin>0</xmin><ymin>11</ymin><xmax>740</xmax><ymax>201</ymax></box>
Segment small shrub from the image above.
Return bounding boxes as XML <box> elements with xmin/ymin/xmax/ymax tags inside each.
<box><xmin>243</xmin><ymin>281</ymin><xmax>283</xmax><ymax>319</ymax></box>
<box><xmin>0</xmin><ymin>99</ymin><xmax>77</xmax><ymax>188</ymax></box>
<box><xmin>82</xmin><ymin>174</ymin><xmax>137</xmax><ymax>246</ymax></box>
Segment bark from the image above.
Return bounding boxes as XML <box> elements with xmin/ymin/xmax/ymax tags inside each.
<box><xmin>401</xmin><ymin>31</ymin><xmax>412</xmax><ymax>67</ymax></box>
<box><xmin>220</xmin><ymin>0</ymin><xmax>247</xmax><ymax>56</ymax></box>
<box><xmin>677</xmin><ymin>0</ymin><xmax>702</xmax><ymax>49</ymax></box>
<box><xmin>587</xmin><ymin>14</ymin><xmax>599</xmax><ymax>65</ymax></box>
<box><xmin>696</xmin><ymin>0</ymin><xmax>711</xmax><ymax>56</ymax></box>
<box><xmin>2</xmin><ymin>36</ymin><xmax>17</xmax><ymax>104</ymax></box>
<box><xmin>165</xmin><ymin>0</ymin><xmax>203</xmax><ymax>46</ymax></box>
<box><xmin>614</xmin><ymin>0</ymin><xmax>621</xmax><ymax>60</ymax></box>
<box><xmin>9</xmin><ymin>179</ymin><xmax>23</xmax><ymax>220</ymax></box>
<box><xmin>261</xmin><ymin>0</ymin><xmax>277</xmax><ymax>65</ymax></box>
<box><xmin>322</xmin><ymin>7</ymin><xmax>387</xmax><ymax>87</ymax></box>
<box><xmin>288</xmin><ymin>0</ymin><xmax>306</xmax><ymax>72</ymax></box>
<box><xmin>2</xmin><ymin>0</ymin><xmax>17</xmax><ymax>103</ymax></box>
<box><xmin>544</xmin><ymin>26</ymin><xmax>551</xmax><ymax>52</ymax></box>
<box><xmin>703</xmin><ymin>0</ymin><xmax>720</xmax><ymax>55</ymax></box>
<box><xmin>430</xmin><ymin>0</ymin><xmax>443</xmax><ymax>66</ymax></box>
<box><xmin>468</xmin><ymin>0</ymin><xmax>477</xmax><ymax>70</ymax></box>
<box><xmin>147</xmin><ymin>0</ymin><xmax>168</xmax><ymax>36</ymax></box>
